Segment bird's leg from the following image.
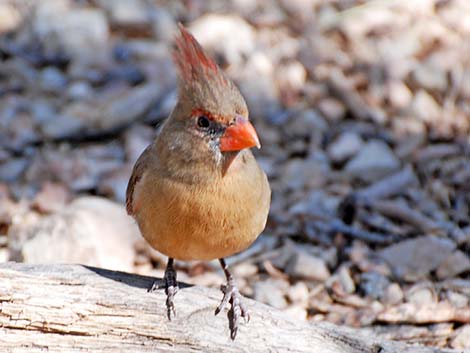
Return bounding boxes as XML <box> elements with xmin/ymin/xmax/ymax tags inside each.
<box><xmin>148</xmin><ymin>258</ymin><xmax>178</xmax><ymax>320</ymax></box>
<box><xmin>215</xmin><ymin>258</ymin><xmax>249</xmax><ymax>340</ymax></box>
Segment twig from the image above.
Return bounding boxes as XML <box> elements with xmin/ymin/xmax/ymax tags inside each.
<box><xmin>369</xmin><ymin>200</ymin><xmax>440</xmax><ymax>234</ymax></box>
<box><xmin>312</xmin><ymin>219</ymin><xmax>397</xmax><ymax>244</ymax></box>
<box><xmin>356</xmin><ymin>166</ymin><xmax>418</xmax><ymax>201</ymax></box>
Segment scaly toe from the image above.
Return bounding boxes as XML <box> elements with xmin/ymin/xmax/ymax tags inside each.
<box><xmin>215</xmin><ymin>282</ymin><xmax>249</xmax><ymax>340</ymax></box>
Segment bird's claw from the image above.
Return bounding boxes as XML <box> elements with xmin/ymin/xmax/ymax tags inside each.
<box><xmin>215</xmin><ymin>279</ymin><xmax>249</xmax><ymax>340</ymax></box>
<box><xmin>165</xmin><ymin>284</ymin><xmax>178</xmax><ymax>320</ymax></box>
<box><xmin>164</xmin><ymin>267</ymin><xmax>178</xmax><ymax>320</ymax></box>
<box><xmin>148</xmin><ymin>261</ymin><xmax>178</xmax><ymax>321</ymax></box>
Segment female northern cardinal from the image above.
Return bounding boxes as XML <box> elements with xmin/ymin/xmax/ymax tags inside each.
<box><xmin>126</xmin><ymin>24</ymin><xmax>271</xmax><ymax>339</ymax></box>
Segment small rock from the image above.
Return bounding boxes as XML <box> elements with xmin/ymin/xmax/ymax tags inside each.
<box><xmin>287</xmin><ymin>281</ymin><xmax>309</xmax><ymax>304</ymax></box>
<box><xmin>436</xmin><ymin>250</ymin><xmax>470</xmax><ymax>280</ymax></box>
<box><xmin>383</xmin><ymin>283</ymin><xmax>404</xmax><ymax>305</ymax></box>
<box><xmin>281</xmin><ymin>158</ymin><xmax>327</xmax><ymax>190</ymax></box>
<box><xmin>283</xmin><ymin>305</ymin><xmax>308</xmax><ymax>321</ymax></box>
<box><xmin>388</xmin><ymin>81</ymin><xmax>413</xmax><ymax>109</ymax></box>
<box><xmin>190</xmin><ymin>14</ymin><xmax>255</xmax><ymax>66</ymax></box>
<box><xmin>379</xmin><ymin>235</ymin><xmax>456</xmax><ymax>281</ymax></box>
<box><xmin>337</xmin><ymin>266</ymin><xmax>356</xmax><ymax>294</ymax></box>
<box><xmin>39</xmin><ymin>114</ymin><xmax>84</xmax><ymax>139</ymax></box>
<box><xmin>327</xmin><ymin>132</ymin><xmax>364</xmax><ymax>164</ymax></box>
<box><xmin>0</xmin><ymin>3</ymin><xmax>21</xmax><ymax>33</ymax></box>
<box><xmin>150</xmin><ymin>7</ymin><xmax>177</xmax><ymax>41</ymax></box>
<box><xmin>287</xmin><ymin>109</ymin><xmax>328</xmax><ymax>149</ymax></box>
<box><xmin>287</xmin><ymin>109</ymin><xmax>328</xmax><ymax>138</ymax></box>
<box><xmin>99</xmin><ymin>82</ymin><xmax>163</xmax><ymax>130</ymax></box>
<box><xmin>318</xmin><ymin>98</ymin><xmax>346</xmax><ymax>121</ymax></box>
<box><xmin>451</xmin><ymin>324</ymin><xmax>470</xmax><ymax>349</ymax></box>
<box><xmin>0</xmin><ymin>158</ymin><xmax>28</xmax><ymax>182</ymax></box>
<box><xmin>34</xmin><ymin>1</ymin><xmax>109</xmax><ymax>62</ymax></box>
<box><xmin>412</xmin><ymin>62</ymin><xmax>447</xmax><ymax>92</ymax></box>
<box><xmin>20</xmin><ymin>196</ymin><xmax>141</xmax><ymax>272</ymax></box>
<box><xmin>67</xmin><ymin>81</ymin><xmax>93</xmax><ymax>100</ymax></box>
<box><xmin>359</xmin><ymin>272</ymin><xmax>390</xmax><ymax>300</ymax></box>
<box><xmin>406</xmin><ymin>285</ymin><xmax>437</xmax><ymax>305</ymax></box>
<box><xmin>445</xmin><ymin>291</ymin><xmax>469</xmax><ymax>308</ymax></box>
<box><xmin>276</xmin><ymin>60</ymin><xmax>307</xmax><ymax>101</ymax></box>
<box><xmin>31</xmin><ymin>100</ymin><xmax>56</xmax><ymax>124</ymax></box>
<box><xmin>0</xmin><ymin>248</ymin><xmax>8</xmax><ymax>262</ymax></box>
<box><xmin>40</xmin><ymin>67</ymin><xmax>68</xmax><ymax>93</ymax></box>
<box><xmin>232</xmin><ymin>262</ymin><xmax>258</xmax><ymax>278</ymax></box>
<box><xmin>98</xmin><ymin>165</ymin><xmax>133</xmax><ymax>203</ymax></box>
<box><xmin>238</xmin><ymin>52</ymin><xmax>279</xmax><ymax>119</ymax></box>
<box><xmin>124</xmin><ymin>124</ymin><xmax>156</xmax><ymax>163</ymax></box>
<box><xmin>345</xmin><ymin>140</ymin><xmax>401</xmax><ymax>182</ymax></box>
<box><xmin>253</xmin><ymin>278</ymin><xmax>288</xmax><ymax>309</ymax></box>
<box><xmin>286</xmin><ymin>247</ymin><xmax>330</xmax><ymax>281</ymax></box>
<box><xmin>98</xmin><ymin>0</ymin><xmax>150</xmax><ymax>27</ymax></box>
<box><xmin>410</xmin><ymin>90</ymin><xmax>441</xmax><ymax>123</ymax></box>
<box><xmin>32</xmin><ymin>182</ymin><xmax>70</xmax><ymax>213</ymax></box>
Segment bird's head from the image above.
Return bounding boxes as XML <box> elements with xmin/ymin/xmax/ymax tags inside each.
<box><xmin>164</xmin><ymin>24</ymin><xmax>260</xmax><ymax>177</ymax></box>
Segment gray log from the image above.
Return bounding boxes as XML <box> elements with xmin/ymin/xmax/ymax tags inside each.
<box><xmin>0</xmin><ymin>263</ymin><xmax>463</xmax><ymax>353</ymax></box>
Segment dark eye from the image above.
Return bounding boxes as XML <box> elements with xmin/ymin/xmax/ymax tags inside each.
<box><xmin>197</xmin><ymin>115</ymin><xmax>210</xmax><ymax>129</ymax></box>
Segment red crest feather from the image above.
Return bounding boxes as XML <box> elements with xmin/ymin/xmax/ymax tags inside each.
<box><xmin>173</xmin><ymin>24</ymin><xmax>226</xmax><ymax>87</ymax></box>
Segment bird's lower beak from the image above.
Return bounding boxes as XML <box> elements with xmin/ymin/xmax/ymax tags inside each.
<box><xmin>219</xmin><ymin>116</ymin><xmax>261</xmax><ymax>152</ymax></box>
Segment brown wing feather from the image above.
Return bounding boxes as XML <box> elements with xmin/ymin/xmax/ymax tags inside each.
<box><xmin>126</xmin><ymin>144</ymin><xmax>153</xmax><ymax>216</ymax></box>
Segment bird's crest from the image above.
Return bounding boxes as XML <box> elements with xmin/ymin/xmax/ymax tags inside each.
<box><xmin>172</xmin><ymin>24</ymin><xmax>247</xmax><ymax>124</ymax></box>
<box><xmin>173</xmin><ymin>24</ymin><xmax>228</xmax><ymax>91</ymax></box>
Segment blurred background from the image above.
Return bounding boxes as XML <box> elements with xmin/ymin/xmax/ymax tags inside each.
<box><xmin>0</xmin><ymin>0</ymin><xmax>469</xmax><ymax>349</ymax></box>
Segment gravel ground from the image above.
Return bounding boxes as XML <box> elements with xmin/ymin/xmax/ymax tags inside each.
<box><xmin>0</xmin><ymin>0</ymin><xmax>469</xmax><ymax>349</ymax></box>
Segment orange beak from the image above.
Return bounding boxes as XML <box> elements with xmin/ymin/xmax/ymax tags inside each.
<box><xmin>219</xmin><ymin>116</ymin><xmax>261</xmax><ymax>152</ymax></box>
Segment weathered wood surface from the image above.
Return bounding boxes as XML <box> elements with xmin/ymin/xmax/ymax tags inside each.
<box><xmin>0</xmin><ymin>262</ymin><xmax>464</xmax><ymax>353</ymax></box>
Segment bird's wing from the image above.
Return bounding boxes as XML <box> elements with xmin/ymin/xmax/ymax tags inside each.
<box><xmin>126</xmin><ymin>144</ymin><xmax>154</xmax><ymax>216</ymax></box>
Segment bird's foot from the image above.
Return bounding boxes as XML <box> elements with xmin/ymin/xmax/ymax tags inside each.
<box><xmin>148</xmin><ymin>259</ymin><xmax>178</xmax><ymax>320</ymax></box>
<box><xmin>163</xmin><ymin>266</ymin><xmax>178</xmax><ymax>320</ymax></box>
<box><xmin>215</xmin><ymin>277</ymin><xmax>249</xmax><ymax>340</ymax></box>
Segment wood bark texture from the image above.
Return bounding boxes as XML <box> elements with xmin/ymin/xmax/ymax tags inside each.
<box><xmin>0</xmin><ymin>263</ymin><xmax>463</xmax><ymax>353</ymax></box>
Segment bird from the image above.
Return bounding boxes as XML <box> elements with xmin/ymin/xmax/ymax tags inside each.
<box><xmin>126</xmin><ymin>24</ymin><xmax>271</xmax><ymax>340</ymax></box>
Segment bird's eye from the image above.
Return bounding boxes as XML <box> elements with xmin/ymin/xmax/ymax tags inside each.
<box><xmin>197</xmin><ymin>115</ymin><xmax>210</xmax><ymax>129</ymax></box>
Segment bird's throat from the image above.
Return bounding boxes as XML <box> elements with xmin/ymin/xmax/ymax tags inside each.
<box><xmin>221</xmin><ymin>151</ymin><xmax>241</xmax><ymax>177</ymax></box>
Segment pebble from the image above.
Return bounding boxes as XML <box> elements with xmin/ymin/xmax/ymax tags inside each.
<box><xmin>406</xmin><ymin>285</ymin><xmax>437</xmax><ymax>305</ymax></box>
<box><xmin>98</xmin><ymin>0</ymin><xmax>150</xmax><ymax>27</ymax></box>
<box><xmin>253</xmin><ymin>278</ymin><xmax>289</xmax><ymax>309</ymax></box>
<box><xmin>383</xmin><ymin>283</ymin><xmax>404</xmax><ymax>305</ymax></box>
<box><xmin>286</xmin><ymin>281</ymin><xmax>309</xmax><ymax>304</ymax></box>
<box><xmin>345</xmin><ymin>140</ymin><xmax>401</xmax><ymax>182</ymax></box>
<box><xmin>327</xmin><ymin>132</ymin><xmax>364</xmax><ymax>164</ymax></box>
<box><xmin>0</xmin><ymin>158</ymin><xmax>28</xmax><ymax>182</ymax></box>
<box><xmin>34</xmin><ymin>1</ymin><xmax>109</xmax><ymax>63</ymax></box>
<box><xmin>379</xmin><ymin>235</ymin><xmax>456</xmax><ymax>281</ymax></box>
<box><xmin>451</xmin><ymin>325</ymin><xmax>470</xmax><ymax>349</ymax></box>
<box><xmin>190</xmin><ymin>14</ymin><xmax>255</xmax><ymax>65</ymax></box>
<box><xmin>40</xmin><ymin>67</ymin><xmax>68</xmax><ymax>93</ymax></box>
<box><xmin>318</xmin><ymin>98</ymin><xmax>346</xmax><ymax>121</ymax></box>
<box><xmin>410</xmin><ymin>90</ymin><xmax>441</xmax><ymax>124</ymax></box>
<box><xmin>67</xmin><ymin>81</ymin><xmax>93</xmax><ymax>100</ymax></box>
<box><xmin>0</xmin><ymin>3</ymin><xmax>21</xmax><ymax>33</ymax></box>
<box><xmin>445</xmin><ymin>291</ymin><xmax>469</xmax><ymax>308</ymax></box>
<box><xmin>412</xmin><ymin>62</ymin><xmax>447</xmax><ymax>92</ymax></box>
<box><xmin>337</xmin><ymin>266</ymin><xmax>356</xmax><ymax>294</ymax></box>
<box><xmin>359</xmin><ymin>272</ymin><xmax>390</xmax><ymax>300</ymax></box>
<box><xmin>286</xmin><ymin>247</ymin><xmax>330</xmax><ymax>281</ymax></box>
<box><xmin>39</xmin><ymin>114</ymin><xmax>84</xmax><ymax>139</ymax></box>
<box><xmin>436</xmin><ymin>250</ymin><xmax>470</xmax><ymax>280</ymax></box>
<box><xmin>20</xmin><ymin>196</ymin><xmax>141</xmax><ymax>272</ymax></box>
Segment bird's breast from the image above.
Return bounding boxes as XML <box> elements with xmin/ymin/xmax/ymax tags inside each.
<box><xmin>133</xmin><ymin>156</ymin><xmax>270</xmax><ymax>261</ymax></box>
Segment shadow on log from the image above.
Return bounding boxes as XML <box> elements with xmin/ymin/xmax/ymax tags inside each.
<box><xmin>0</xmin><ymin>263</ymin><xmax>463</xmax><ymax>353</ymax></box>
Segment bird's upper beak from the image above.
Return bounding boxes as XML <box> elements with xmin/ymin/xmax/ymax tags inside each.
<box><xmin>219</xmin><ymin>116</ymin><xmax>261</xmax><ymax>152</ymax></box>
